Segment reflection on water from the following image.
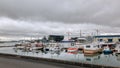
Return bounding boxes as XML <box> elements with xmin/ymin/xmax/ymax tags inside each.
<box><xmin>84</xmin><ymin>54</ymin><xmax>101</xmax><ymax>62</ymax></box>
<box><xmin>0</xmin><ymin>47</ymin><xmax>119</xmax><ymax>67</ymax></box>
<box><xmin>0</xmin><ymin>43</ymin><xmax>120</xmax><ymax>67</ymax></box>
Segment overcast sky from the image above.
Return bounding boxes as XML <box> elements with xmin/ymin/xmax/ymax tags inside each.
<box><xmin>0</xmin><ymin>0</ymin><xmax>120</xmax><ymax>40</ymax></box>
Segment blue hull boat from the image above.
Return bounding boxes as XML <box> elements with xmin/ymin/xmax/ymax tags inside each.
<box><xmin>103</xmin><ymin>50</ymin><xmax>113</xmax><ymax>54</ymax></box>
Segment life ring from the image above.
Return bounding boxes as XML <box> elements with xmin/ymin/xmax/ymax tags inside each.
<box><xmin>71</xmin><ymin>42</ymin><xmax>74</xmax><ymax>46</ymax></box>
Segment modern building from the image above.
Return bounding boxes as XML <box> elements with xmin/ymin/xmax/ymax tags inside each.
<box><xmin>94</xmin><ymin>34</ymin><xmax>120</xmax><ymax>43</ymax></box>
<box><xmin>48</xmin><ymin>35</ymin><xmax>64</xmax><ymax>42</ymax></box>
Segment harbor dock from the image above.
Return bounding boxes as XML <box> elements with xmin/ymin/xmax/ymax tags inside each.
<box><xmin>0</xmin><ymin>52</ymin><xmax>117</xmax><ymax>68</ymax></box>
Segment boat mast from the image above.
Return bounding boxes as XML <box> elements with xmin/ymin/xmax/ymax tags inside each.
<box><xmin>67</xmin><ymin>31</ymin><xmax>71</xmax><ymax>40</ymax></box>
<box><xmin>80</xmin><ymin>30</ymin><xmax>82</xmax><ymax>37</ymax></box>
<box><xmin>96</xmin><ymin>29</ymin><xmax>99</xmax><ymax>35</ymax></box>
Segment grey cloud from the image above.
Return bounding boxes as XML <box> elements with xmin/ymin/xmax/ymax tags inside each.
<box><xmin>0</xmin><ymin>0</ymin><xmax>120</xmax><ymax>27</ymax></box>
<box><xmin>0</xmin><ymin>0</ymin><xmax>120</xmax><ymax>40</ymax></box>
<box><xmin>0</xmin><ymin>17</ymin><xmax>120</xmax><ymax>41</ymax></box>
<box><xmin>0</xmin><ymin>17</ymin><xmax>119</xmax><ymax>37</ymax></box>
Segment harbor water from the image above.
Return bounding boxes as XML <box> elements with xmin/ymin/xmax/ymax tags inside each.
<box><xmin>0</xmin><ymin>42</ymin><xmax>120</xmax><ymax>68</ymax></box>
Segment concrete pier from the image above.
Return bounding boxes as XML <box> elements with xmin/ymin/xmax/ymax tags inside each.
<box><xmin>0</xmin><ymin>57</ymin><xmax>87</xmax><ymax>68</ymax></box>
<box><xmin>0</xmin><ymin>53</ymin><xmax>118</xmax><ymax>68</ymax></box>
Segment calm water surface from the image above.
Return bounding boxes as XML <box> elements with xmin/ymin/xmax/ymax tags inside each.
<box><xmin>0</xmin><ymin>42</ymin><xmax>120</xmax><ymax>67</ymax></box>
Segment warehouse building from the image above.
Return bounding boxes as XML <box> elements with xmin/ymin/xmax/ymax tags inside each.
<box><xmin>94</xmin><ymin>34</ymin><xmax>120</xmax><ymax>43</ymax></box>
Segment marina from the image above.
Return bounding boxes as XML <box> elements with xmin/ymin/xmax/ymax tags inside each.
<box><xmin>0</xmin><ymin>41</ymin><xmax>120</xmax><ymax>68</ymax></box>
<box><xmin>0</xmin><ymin>1</ymin><xmax>120</xmax><ymax>68</ymax></box>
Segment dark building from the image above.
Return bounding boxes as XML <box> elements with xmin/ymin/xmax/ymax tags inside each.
<box><xmin>48</xmin><ymin>35</ymin><xmax>64</xmax><ymax>42</ymax></box>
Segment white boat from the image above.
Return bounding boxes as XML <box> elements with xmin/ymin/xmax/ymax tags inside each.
<box><xmin>31</xmin><ymin>47</ymin><xmax>43</xmax><ymax>50</ymax></box>
<box><xmin>30</xmin><ymin>42</ymin><xmax>43</xmax><ymax>50</ymax></box>
<box><xmin>44</xmin><ymin>43</ymin><xmax>62</xmax><ymax>51</ymax></box>
<box><xmin>16</xmin><ymin>46</ymin><xmax>25</xmax><ymax>49</ymax></box>
<box><xmin>115</xmin><ymin>44</ymin><xmax>120</xmax><ymax>54</ymax></box>
<box><xmin>15</xmin><ymin>42</ymin><xmax>30</xmax><ymax>50</ymax></box>
<box><xmin>74</xmin><ymin>42</ymin><xmax>84</xmax><ymax>50</ymax></box>
<box><xmin>83</xmin><ymin>43</ymin><xmax>102</xmax><ymax>54</ymax></box>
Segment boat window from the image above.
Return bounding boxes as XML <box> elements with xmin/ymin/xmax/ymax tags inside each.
<box><xmin>108</xmin><ymin>39</ymin><xmax>113</xmax><ymax>42</ymax></box>
<box><xmin>86</xmin><ymin>58</ymin><xmax>91</xmax><ymax>61</ymax></box>
<box><xmin>99</xmin><ymin>39</ymin><xmax>103</xmax><ymax>42</ymax></box>
<box><xmin>86</xmin><ymin>45</ymin><xmax>90</xmax><ymax>48</ymax></box>
<box><xmin>98</xmin><ymin>39</ymin><xmax>103</xmax><ymax>42</ymax></box>
<box><xmin>119</xmin><ymin>39</ymin><xmax>120</xmax><ymax>42</ymax></box>
<box><xmin>98</xmin><ymin>45</ymin><xmax>100</xmax><ymax>48</ymax></box>
<box><xmin>100</xmin><ymin>39</ymin><xmax>103</xmax><ymax>42</ymax></box>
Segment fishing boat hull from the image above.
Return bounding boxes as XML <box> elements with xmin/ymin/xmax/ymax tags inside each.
<box><xmin>83</xmin><ymin>49</ymin><xmax>102</xmax><ymax>54</ymax></box>
<box><xmin>103</xmin><ymin>50</ymin><xmax>113</xmax><ymax>54</ymax></box>
<box><xmin>67</xmin><ymin>48</ymin><xmax>78</xmax><ymax>52</ymax></box>
<box><xmin>103</xmin><ymin>46</ymin><xmax>113</xmax><ymax>54</ymax></box>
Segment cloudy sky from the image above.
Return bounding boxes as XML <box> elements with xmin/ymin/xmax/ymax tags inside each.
<box><xmin>0</xmin><ymin>0</ymin><xmax>120</xmax><ymax>40</ymax></box>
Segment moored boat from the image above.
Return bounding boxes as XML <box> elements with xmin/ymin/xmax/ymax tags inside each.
<box><xmin>30</xmin><ymin>42</ymin><xmax>43</xmax><ymax>50</ymax></box>
<box><xmin>83</xmin><ymin>43</ymin><xmax>102</xmax><ymax>54</ymax></box>
<box><xmin>103</xmin><ymin>46</ymin><xmax>113</xmax><ymax>54</ymax></box>
<box><xmin>67</xmin><ymin>47</ymin><xmax>78</xmax><ymax>52</ymax></box>
<box><xmin>99</xmin><ymin>42</ymin><xmax>115</xmax><ymax>54</ymax></box>
<box><xmin>44</xmin><ymin>43</ymin><xmax>62</xmax><ymax>52</ymax></box>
